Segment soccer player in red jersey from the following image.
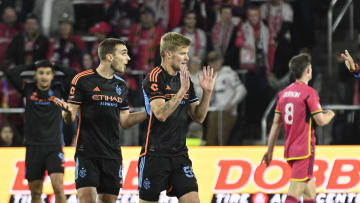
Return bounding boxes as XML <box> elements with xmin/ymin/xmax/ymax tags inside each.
<box><xmin>262</xmin><ymin>53</ymin><xmax>335</xmax><ymax>203</ymax></box>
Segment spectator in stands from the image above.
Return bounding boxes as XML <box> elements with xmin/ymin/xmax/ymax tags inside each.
<box><xmin>186</xmin><ymin>121</ymin><xmax>204</xmax><ymax>146</ymax></box>
<box><xmin>48</xmin><ymin>15</ymin><xmax>86</xmax><ymax>72</ymax></box>
<box><xmin>173</xmin><ymin>10</ymin><xmax>207</xmax><ymax>61</ymax></box>
<box><xmin>144</xmin><ymin>0</ymin><xmax>182</xmax><ymax>31</ymax></box>
<box><xmin>128</xmin><ymin>6</ymin><xmax>165</xmax><ymax>73</ymax></box>
<box><xmin>81</xmin><ymin>53</ymin><xmax>94</xmax><ymax>70</ymax></box>
<box><xmin>0</xmin><ymin>74</ymin><xmax>24</xmax><ymax>136</ymax></box>
<box><xmin>211</xmin><ymin>4</ymin><xmax>238</xmax><ymax>69</ymax></box>
<box><xmin>261</xmin><ymin>0</ymin><xmax>294</xmax><ymax>87</ymax></box>
<box><xmin>0</xmin><ymin>0</ymin><xmax>35</xmax><ymax>23</ymax></box>
<box><xmin>188</xmin><ymin>56</ymin><xmax>203</xmax><ymax>99</ymax></box>
<box><xmin>105</xmin><ymin>0</ymin><xmax>138</xmax><ymax>39</ymax></box>
<box><xmin>33</xmin><ymin>0</ymin><xmax>74</xmax><ymax>37</ymax></box>
<box><xmin>0</xmin><ymin>122</ymin><xmax>21</xmax><ymax>147</ymax></box>
<box><xmin>0</xmin><ymin>7</ymin><xmax>23</xmax><ymax>67</ymax></box>
<box><xmin>206</xmin><ymin>51</ymin><xmax>247</xmax><ymax>145</ymax></box>
<box><xmin>228</xmin><ymin>0</ymin><xmax>250</xmax><ymax>20</ymax></box>
<box><xmin>236</xmin><ymin>5</ymin><xmax>273</xmax><ymax>139</ymax></box>
<box><xmin>90</xmin><ymin>21</ymin><xmax>111</xmax><ymax>67</ymax></box>
<box><xmin>4</xmin><ymin>14</ymin><xmax>49</xmax><ymax>68</ymax></box>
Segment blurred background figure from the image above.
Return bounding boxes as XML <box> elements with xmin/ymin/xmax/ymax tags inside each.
<box><xmin>0</xmin><ymin>122</ymin><xmax>21</xmax><ymax>147</ymax></box>
<box><xmin>0</xmin><ymin>7</ymin><xmax>23</xmax><ymax>67</ymax></box>
<box><xmin>206</xmin><ymin>51</ymin><xmax>247</xmax><ymax>145</ymax></box>
<box><xmin>211</xmin><ymin>4</ymin><xmax>238</xmax><ymax>69</ymax></box>
<box><xmin>127</xmin><ymin>6</ymin><xmax>164</xmax><ymax>73</ymax></box>
<box><xmin>236</xmin><ymin>5</ymin><xmax>272</xmax><ymax>139</ymax></box>
<box><xmin>48</xmin><ymin>14</ymin><xmax>86</xmax><ymax>72</ymax></box>
<box><xmin>4</xmin><ymin>14</ymin><xmax>49</xmax><ymax>68</ymax></box>
<box><xmin>186</xmin><ymin>122</ymin><xmax>204</xmax><ymax>146</ymax></box>
<box><xmin>173</xmin><ymin>10</ymin><xmax>207</xmax><ymax>61</ymax></box>
<box><xmin>188</xmin><ymin>56</ymin><xmax>203</xmax><ymax>99</ymax></box>
<box><xmin>90</xmin><ymin>21</ymin><xmax>111</xmax><ymax>67</ymax></box>
<box><xmin>261</xmin><ymin>0</ymin><xmax>294</xmax><ymax>89</ymax></box>
<box><xmin>32</xmin><ymin>0</ymin><xmax>74</xmax><ymax>37</ymax></box>
<box><xmin>105</xmin><ymin>0</ymin><xmax>138</xmax><ymax>39</ymax></box>
<box><xmin>81</xmin><ymin>52</ymin><xmax>94</xmax><ymax>70</ymax></box>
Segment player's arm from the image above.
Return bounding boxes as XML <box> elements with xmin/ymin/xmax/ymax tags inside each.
<box><xmin>312</xmin><ymin>110</ymin><xmax>335</xmax><ymax>126</ymax></box>
<box><xmin>4</xmin><ymin>63</ymin><xmax>34</xmax><ymax>93</ymax></box>
<box><xmin>119</xmin><ymin>110</ymin><xmax>147</xmax><ymax>129</ymax></box>
<box><xmin>53</xmin><ymin>98</ymin><xmax>79</xmax><ymax>124</ymax></box>
<box><xmin>188</xmin><ymin>66</ymin><xmax>217</xmax><ymax>123</ymax></box>
<box><xmin>341</xmin><ymin>50</ymin><xmax>360</xmax><ymax>77</ymax></box>
<box><xmin>261</xmin><ymin>113</ymin><xmax>282</xmax><ymax>166</ymax></box>
<box><xmin>150</xmin><ymin>66</ymin><xmax>189</xmax><ymax>122</ymax></box>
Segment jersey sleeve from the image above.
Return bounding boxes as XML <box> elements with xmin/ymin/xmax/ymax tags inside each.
<box><xmin>275</xmin><ymin>94</ymin><xmax>281</xmax><ymax>114</ymax></box>
<box><xmin>188</xmin><ymin>80</ymin><xmax>199</xmax><ymax>103</ymax></box>
<box><xmin>119</xmin><ymin>83</ymin><xmax>129</xmax><ymax>110</ymax></box>
<box><xmin>306</xmin><ymin>89</ymin><xmax>322</xmax><ymax>115</ymax></box>
<box><xmin>67</xmin><ymin>74</ymin><xmax>84</xmax><ymax>105</ymax></box>
<box><xmin>143</xmin><ymin>74</ymin><xmax>165</xmax><ymax>102</ymax></box>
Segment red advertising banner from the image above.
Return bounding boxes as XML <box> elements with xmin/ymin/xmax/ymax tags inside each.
<box><xmin>1</xmin><ymin>146</ymin><xmax>360</xmax><ymax>202</ymax></box>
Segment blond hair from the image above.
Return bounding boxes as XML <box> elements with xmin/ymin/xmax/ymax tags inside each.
<box><xmin>160</xmin><ymin>32</ymin><xmax>192</xmax><ymax>58</ymax></box>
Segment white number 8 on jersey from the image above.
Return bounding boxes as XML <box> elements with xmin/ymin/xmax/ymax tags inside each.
<box><xmin>285</xmin><ymin>103</ymin><xmax>294</xmax><ymax>125</ymax></box>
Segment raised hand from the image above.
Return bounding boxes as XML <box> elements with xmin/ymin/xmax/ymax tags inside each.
<box><xmin>198</xmin><ymin>66</ymin><xmax>217</xmax><ymax>94</ymax></box>
<box><xmin>179</xmin><ymin>65</ymin><xmax>190</xmax><ymax>93</ymax></box>
<box><xmin>261</xmin><ymin>151</ymin><xmax>273</xmax><ymax>167</ymax></box>
<box><xmin>341</xmin><ymin>50</ymin><xmax>356</xmax><ymax>72</ymax></box>
<box><xmin>53</xmin><ymin>97</ymin><xmax>70</xmax><ymax>112</ymax></box>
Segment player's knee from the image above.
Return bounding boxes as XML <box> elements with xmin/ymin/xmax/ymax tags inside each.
<box><xmin>30</xmin><ymin>190</ymin><xmax>42</xmax><ymax>200</ymax></box>
<box><xmin>78</xmin><ymin>194</ymin><xmax>96</xmax><ymax>203</ymax></box>
<box><xmin>303</xmin><ymin>191</ymin><xmax>316</xmax><ymax>200</ymax></box>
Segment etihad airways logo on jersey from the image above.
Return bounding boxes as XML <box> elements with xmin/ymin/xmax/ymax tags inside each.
<box><xmin>92</xmin><ymin>95</ymin><xmax>123</xmax><ymax>107</ymax></box>
<box><xmin>92</xmin><ymin>95</ymin><xmax>123</xmax><ymax>103</ymax></box>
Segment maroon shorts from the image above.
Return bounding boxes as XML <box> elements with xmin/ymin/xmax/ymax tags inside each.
<box><xmin>287</xmin><ymin>148</ymin><xmax>315</xmax><ymax>182</ymax></box>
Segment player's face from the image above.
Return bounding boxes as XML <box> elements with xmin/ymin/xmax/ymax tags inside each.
<box><xmin>170</xmin><ymin>46</ymin><xmax>189</xmax><ymax>71</ymax></box>
<box><xmin>35</xmin><ymin>67</ymin><xmax>54</xmax><ymax>90</ymax></box>
<box><xmin>111</xmin><ymin>44</ymin><xmax>130</xmax><ymax>73</ymax></box>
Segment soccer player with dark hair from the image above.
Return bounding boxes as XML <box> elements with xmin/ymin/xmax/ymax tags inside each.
<box><xmin>5</xmin><ymin>59</ymin><xmax>77</xmax><ymax>203</ymax></box>
<box><xmin>54</xmin><ymin>38</ymin><xmax>146</xmax><ymax>203</ymax></box>
<box><xmin>261</xmin><ymin>53</ymin><xmax>335</xmax><ymax>203</ymax></box>
<box><xmin>139</xmin><ymin>32</ymin><xmax>217</xmax><ymax>203</ymax></box>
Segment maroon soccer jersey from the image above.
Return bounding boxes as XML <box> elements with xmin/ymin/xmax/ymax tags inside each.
<box><xmin>275</xmin><ymin>82</ymin><xmax>322</xmax><ymax>160</ymax></box>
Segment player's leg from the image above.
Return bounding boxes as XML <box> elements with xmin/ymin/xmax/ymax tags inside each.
<box><xmin>286</xmin><ymin>150</ymin><xmax>314</xmax><ymax>203</ymax></box>
<box><xmin>98</xmin><ymin>194</ymin><xmax>118</xmax><ymax>203</ymax></box>
<box><xmin>303</xmin><ymin>179</ymin><xmax>316</xmax><ymax>202</ymax></box>
<box><xmin>47</xmin><ymin>149</ymin><xmax>66</xmax><ymax>203</ymax></box>
<box><xmin>97</xmin><ymin>158</ymin><xmax>122</xmax><ymax>203</ymax></box>
<box><xmin>25</xmin><ymin>146</ymin><xmax>46</xmax><ymax>203</ymax></box>
<box><xmin>75</xmin><ymin>156</ymin><xmax>100</xmax><ymax>203</ymax></box>
<box><xmin>77</xmin><ymin>187</ymin><xmax>97</xmax><ymax>203</ymax></box>
<box><xmin>49</xmin><ymin>173</ymin><xmax>66</xmax><ymax>203</ymax></box>
<box><xmin>286</xmin><ymin>181</ymin><xmax>307</xmax><ymax>202</ymax></box>
<box><xmin>168</xmin><ymin>154</ymin><xmax>199</xmax><ymax>203</ymax></box>
<box><xmin>28</xmin><ymin>180</ymin><xmax>44</xmax><ymax>203</ymax></box>
<box><xmin>179</xmin><ymin>192</ymin><xmax>200</xmax><ymax>203</ymax></box>
<box><xmin>138</xmin><ymin>155</ymin><xmax>170</xmax><ymax>203</ymax></box>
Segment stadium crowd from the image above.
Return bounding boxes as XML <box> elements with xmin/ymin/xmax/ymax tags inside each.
<box><xmin>0</xmin><ymin>0</ymin><xmax>332</xmax><ymax>147</ymax></box>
